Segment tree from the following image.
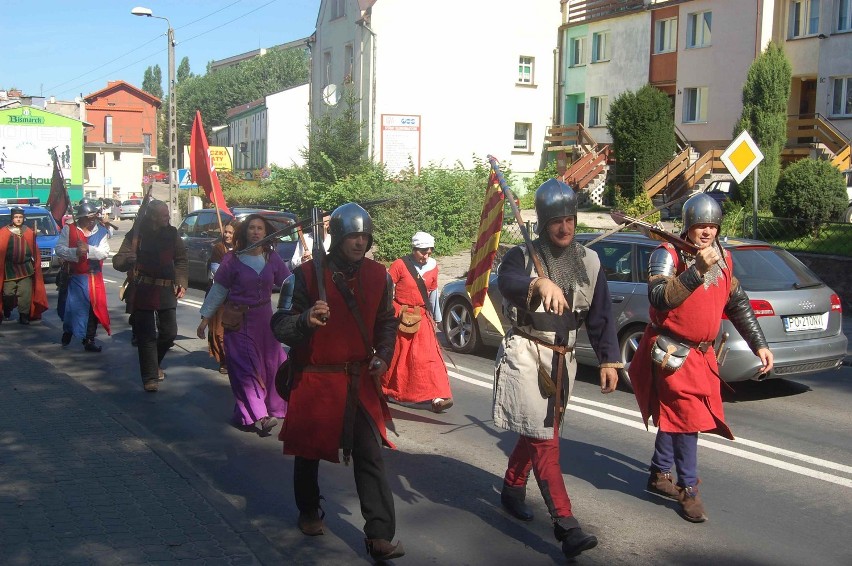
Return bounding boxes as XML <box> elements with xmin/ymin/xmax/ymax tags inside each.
<box><xmin>732</xmin><ymin>41</ymin><xmax>791</xmax><ymax>209</ymax></box>
<box><xmin>606</xmin><ymin>84</ymin><xmax>676</xmax><ymax>198</ymax></box>
<box><xmin>770</xmin><ymin>159</ymin><xmax>847</xmax><ymax>230</ymax></box>
<box><xmin>142</xmin><ymin>65</ymin><xmax>163</xmax><ymax>99</ymax></box>
<box><xmin>177</xmin><ymin>57</ymin><xmax>193</xmax><ymax>84</ymax></box>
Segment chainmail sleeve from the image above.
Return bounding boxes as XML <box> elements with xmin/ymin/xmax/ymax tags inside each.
<box><xmin>647</xmin><ymin>246</ymin><xmax>704</xmax><ymax>311</ymax></box>
<box><xmin>723</xmin><ymin>278</ymin><xmax>769</xmax><ymax>354</ymax></box>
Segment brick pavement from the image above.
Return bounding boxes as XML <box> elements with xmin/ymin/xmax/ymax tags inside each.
<box><xmin>0</xmin><ymin>344</ymin><xmax>281</xmax><ymax>565</ymax></box>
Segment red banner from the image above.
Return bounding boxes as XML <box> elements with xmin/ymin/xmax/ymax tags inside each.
<box><xmin>189</xmin><ymin>110</ymin><xmax>231</xmax><ymax>215</ymax></box>
<box><xmin>465</xmin><ymin>171</ymin><xmax>504</xmax><ymax>316</ymax></box>
<box><xmin>45</xmin><ymin>155</ymin><xmax>70</xmax><ymax>226</ymax></box>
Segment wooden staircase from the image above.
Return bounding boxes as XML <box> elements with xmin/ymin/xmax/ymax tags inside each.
<box><xmin>545</xmin><ymin>123</ymin><xmax>610</xmax><ymax>204</ymax></box>
<box><xmin>643</xmin><ymin>148</ymin><xmax>727</xmax><ymax>202</ymax></box>
<box><xmin>783</xmin><ymin>113</ymin><xmax>851</xmax><ymax>172</ymax></box>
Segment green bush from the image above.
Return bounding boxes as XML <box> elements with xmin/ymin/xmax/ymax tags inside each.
<box><xmin>613</xmin><ymin>188</ymin><xmax>660</xmax><ymax>224</ymax></box>
<box><xmin>771</xmin><ymin>159</ymin><xmax>847</xmax><ymax>232</ymax></box>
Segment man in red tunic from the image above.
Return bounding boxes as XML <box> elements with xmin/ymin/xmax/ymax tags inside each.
<box><xmin>629</xmin><ymin>193</ymin><xmax>773</xmax><ymax>522</ymax></box>
<box><xmin>270</xmin><ymin>202</ymin><xmax>404</xmax><ymax>562</ymax></box>
<box><xmin>0</xmin><ymin>207</ymin><xmax>48</xmax><ymax>324</ymax></box>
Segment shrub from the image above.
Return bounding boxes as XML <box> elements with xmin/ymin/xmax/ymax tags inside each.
<box><xmin>613</xmin><ymin>188</ymin><xmax>660</xmax><ymax>225</ymax></box>
<box><xmin>771</xmin><ymin>159</ymin><xmax>847</xmax><ymax>232</ymax></box>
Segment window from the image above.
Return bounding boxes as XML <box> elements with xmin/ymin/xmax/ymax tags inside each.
<box><xmin>683</xmin><ymin>87</ymin><xmax>709</xmax><ymax>123</ymax></box>
<box><xmin>518</xmin><ymin>56</ymin><xmax>534</xmax><ymax>84</ymax></box>
<box><xmin>330</xmin><ymin>0</ymin><xmax>344</xmax><ymax>20</ymax></box>
<box><xmin>113</xmin><ymin>151</ymin><xmax>121</xmax><ymax>161</ymax></box>
<box><xmin>654</xmin><ymin>17</ymin><xmax>678</xmax><ymax>53</ymax></box>
<box><xmin>513</xmin><ymin>123</ymin><xmax>531</xmax><ymax>151</ymax></box>
<box><xmin>570</xmin><ymin>37</ymin><xmax>586</xmax><ymax>67</ymax></box>
<box><xmin>686</xmin><ymin>11</ymin><xmax>712</xmax><ymax>48</ymax></box>
<box><xmin>143</xmin><ymin>133</ymin><xmax>152</xmax><ymax>156</ymax></box>
<box><xmin>104</xmin><ymin>115</ymin><xmax>113</xmax><ymax>143</ymax></box>
<box><xmin>839</xmin><ymin>0</ymin><xmax>852</xmax><ymax>31</ymax></box>
<box><xmin>832</xmin><ymin>77</ymin><xmax>852</xmax><ymax>117</ymax></box>
<box><xmin>591</xmin><ymin>31</ymin><xmax>611</xmax><ymax>62</ymax></box>
<box><xmin>589</xmin><ymin>242</ymin><xmax>633</xmax><ymax>282</ymax></box>
<box><xmin>789</xmin><ymin>0</ymin><xmax>820</xmax><ymax>37</ymax></box>
<box><xmin>344</xmin><ymin>44</ymin><xmax>354</xmax><ymax>83</ymax></box>
<box><xmin>322</xmin><ymin>51</ymin><xmax>332</xmax><ymax>86</ymax></box>
<box><xmin>84</xmin><ymin>153</ymin><xmax>97</xmax><ymax>168</ymax></box>
<box><xmin>589</xmin><ymin>96</ymin><xmax>608</xmax><ymax>127</ymax></box>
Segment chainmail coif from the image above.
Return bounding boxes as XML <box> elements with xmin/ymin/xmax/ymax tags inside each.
<box><xmin>532</xmin><ymin>234</ymin><xmax>590</xmax><ymax>299</ymax></box>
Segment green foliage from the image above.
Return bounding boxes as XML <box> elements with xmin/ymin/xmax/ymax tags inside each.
<box><xmin>523</xmin><ymin>161</ymin><xmax>559</xmax><ymax>195</ymax></box>
<box><xmin>613</xmin><ymin>187</ymin><xmax>660</xmax><ymax>224</ymax></box>
<box><xmin>606</xmin><ymin>84</ymin><xmax>676</xmax><ymax>198</ymax></box>
<box><xmin>142</xmin><ymin>65</ymin><xmax>163</xmax><ymax>99</ymax></box>
<box><xmin>770</xmin><ymin>159</ymin><xmax>847</xmax><ymax>232</ymax></box>
<box><xmin>177</xmin><ymin>57</ymin><xmax>193</xmax><ymax>84</ymax></box>
<box><xmin>732</xmin><ymin>42</ymin><xmax>792</xmax><ymax>208</ymax></box>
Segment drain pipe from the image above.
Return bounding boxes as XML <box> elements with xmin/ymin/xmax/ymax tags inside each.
<box><xmin>359</xmin><ymin>17</ymin><xmax>378</xmax><ymax>161</ymax></box>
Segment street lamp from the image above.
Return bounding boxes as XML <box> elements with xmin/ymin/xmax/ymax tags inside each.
<box><xmin>131</xmin><ymin>6</ymin><xmax>178</xmax><ymax>226</ymax></box>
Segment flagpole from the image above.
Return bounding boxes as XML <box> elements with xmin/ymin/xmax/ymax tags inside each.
<box><xmin>486</xmin><ymin>155</ymin><xmax>545</xmax><ymax>278</ymax></box>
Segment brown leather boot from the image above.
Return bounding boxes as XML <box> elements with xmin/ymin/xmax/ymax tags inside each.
<box><xmin>647</xmin><ymin>467</ymin><xmax>680</xmax><ymax>499</ymax></box>
<box><xmin>365</xmin><ymin>538</ymin><xmax>405</xmax><ymax>561</ymax></box>
<box><xmin>297</xmin><ymin>508</ymin><xmax>325</xmax><ymax>536</ymax></box>
<box><xmin>678</xmin><ymin>484</ymin><xmax>708</xmax><ymax>523</ymax></box>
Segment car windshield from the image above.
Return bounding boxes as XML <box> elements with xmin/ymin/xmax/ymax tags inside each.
<box><xmin>0</xmin><ymin>213</ymin><xmax>59</xmax><ymax>236</ymax></box>
<box><xmin>730</xmin><ymin>247</ymin><xmax>822</xmax><ymax>292</ymax></box>
<box><xmin>122</xmin><ymin>200</ymin><xmax>141</xmax><ymax>206</ymax></box>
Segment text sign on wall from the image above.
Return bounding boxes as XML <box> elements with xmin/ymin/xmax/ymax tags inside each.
<box><xmin>381</xmin><ymin>114</ymin><xmax>421</xmax><ymax>176</ymax></box>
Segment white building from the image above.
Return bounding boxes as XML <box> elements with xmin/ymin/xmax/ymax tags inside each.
<box><xmin>310</xmin><ymin>0</ymin><xmax>562</xmax><ymax>179</ymax></box>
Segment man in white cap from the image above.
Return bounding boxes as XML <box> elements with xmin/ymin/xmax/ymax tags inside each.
<box><xmin>383</xmin><ymin>231</ymin><xmax>453</xmax><ymax>413</ymax></box>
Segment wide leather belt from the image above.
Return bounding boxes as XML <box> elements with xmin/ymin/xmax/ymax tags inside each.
<box><xmin>136</xmin><ymin>275</ymin><xmax>174</xmax><ymax>287</ymax></box>
<box><xmin>303</xmin><ymin>361</ymin><xmax>364</xmax><ymax>374</ymax></box>
<box><xmin>511</xmin><ymin>327</ymin><xmax>573</xmax><ymax>355</ymax></box>
<box><xmin>651</xmin><ymin>324</ymin><xmax>712</xmax><ymax>353</ymax></box>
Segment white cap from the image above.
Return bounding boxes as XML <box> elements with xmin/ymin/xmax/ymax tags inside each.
<box><xmin>411</xmin><ymin>231</ymin><xmax>435</xmax><ymax>248</ymax></box>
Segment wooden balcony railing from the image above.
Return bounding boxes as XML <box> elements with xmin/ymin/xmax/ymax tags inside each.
<box><xmin>786</xmin><ymin>113</ymin><xmax>851</xmax><ymax>171</ymax></box>
<box><xmin>565</xmin><ymin>0</ymin><xmax>646</xmax><ymax>24</ymax></box>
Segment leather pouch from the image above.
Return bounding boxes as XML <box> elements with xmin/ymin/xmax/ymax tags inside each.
<box><xmin>221</xmin><ymin>302</ymin><xmax>249</xmax><ymax>332</ymax></box>
<box><xmin>398</xmin><ymin>305</ymin><xmax>422</xmax><ymax>334</ymax></box>
<box><xmin>651</xmin><ymin>334</ymin><xmax>690</xmax><ymax>372</ymax></box>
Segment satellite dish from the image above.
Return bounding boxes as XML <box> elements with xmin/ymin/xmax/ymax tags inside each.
<box><xmin>321</xmin><ymin>84</ymin><xmax>339</xmax><ymax>106</ymax></box>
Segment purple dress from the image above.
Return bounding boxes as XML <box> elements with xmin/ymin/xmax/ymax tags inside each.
<box><xmin>214</xmin><ymin>252</ymin><xmax>289</xmax><ymax>425</ymax></box>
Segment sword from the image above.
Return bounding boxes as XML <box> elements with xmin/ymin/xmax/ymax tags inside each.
<box><xmin>311</xmin><ymin>207</ymin><xmax>329</xmax><ymax>322</ymax></box>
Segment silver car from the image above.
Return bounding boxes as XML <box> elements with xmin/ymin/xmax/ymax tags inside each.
<box><xmin>439</xmin><ymin>232</ymin><xmax>847</xmax><ymax>389</ymax></box>
<box><xmin>119</xmin><ymin>199</ymin><xmax>142</xmax><ymax>220</ymax></box>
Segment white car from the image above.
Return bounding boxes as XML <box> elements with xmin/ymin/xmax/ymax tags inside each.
<box><xmin>119</xmin><ymin>199</ymin><xmax>142</xmax><ymax>220</ymax></box>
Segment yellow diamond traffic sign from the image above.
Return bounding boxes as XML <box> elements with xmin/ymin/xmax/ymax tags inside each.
<box><xmin>720</xmin><ymin>130</ymin><xmax>764</xmax><ymax>184</ymax></box>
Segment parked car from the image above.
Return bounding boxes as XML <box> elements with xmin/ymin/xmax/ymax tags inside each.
<box><xmin>177</xmin><ymin>207</ymin><xmax>299</xmax><ymax>287</ymax></box>
<box><xmin>0</xmin><ymin>198</ymin><xmax>62</xmax><ymax>279</ymax></box>
<box><xmin>119</xmin><ymin>199</ymin><xmax>142</xmax><ymax>220</ymax></box>
<box><xmin>439</xmin><ymin>232</ymin><xmax>847</xmax><ymax>389</ymax></box>
<box><xmin>148</xmin><ymin>170</ymin><xmax>169</xmax><ymax>183</ymax></box>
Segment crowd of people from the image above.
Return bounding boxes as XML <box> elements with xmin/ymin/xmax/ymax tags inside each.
<box><xmin>0</xmin><ymin>183</ymin><xmax>776</xmax><ymax>563</ymax></box>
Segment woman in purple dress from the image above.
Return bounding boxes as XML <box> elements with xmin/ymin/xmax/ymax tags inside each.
<box><xmin>196</xmin><ymin>214</ymin><xmax>289</xmax><ymax>435</ymax></box>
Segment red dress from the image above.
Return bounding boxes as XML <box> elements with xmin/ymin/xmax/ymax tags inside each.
<box><xmin>629</xmin><ymin>244</ymin><xmax>734</xmax><ymax>440</ymax></box>
<box><xmin>280</xmin><ymin>258</ymin><xmax>394</xmax><ymax>463</ymax></box>
<box><xmin>383</xmin><ymin>258</ymin><xmax>451</xmax><ymax>403</ymax></box>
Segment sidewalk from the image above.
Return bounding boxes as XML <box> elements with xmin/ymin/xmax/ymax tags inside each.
<box><xmin>0</xmin><ymin>342</ymin><xmax>280</xmax><ymax>565</ymax></box>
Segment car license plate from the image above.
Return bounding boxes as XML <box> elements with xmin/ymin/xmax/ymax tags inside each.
<box><xmin>41</xmin><ymin>261</ymin><xmax>50</xmax><ymax>268</ymax></box>
<box><xmin>783</xmin><ymin>313</ymin><xmax>827</xmax><ymax>332</ymax></box>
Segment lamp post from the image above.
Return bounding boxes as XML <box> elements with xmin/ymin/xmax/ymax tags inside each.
<box><xmin>131</xmin><ymin>6</ymin><xmax>178</xmax><ymax>226</ymax></box>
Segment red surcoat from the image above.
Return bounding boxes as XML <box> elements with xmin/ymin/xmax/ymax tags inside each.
<box><xmin>0</xmin><ymin>226</ymin><xmax>48</xmax><ymax>319</ymax></box>
<box><xmin>629</xmin><ymin>243</ymin><xmax>734</xmax><ymax>440</ymax></box>
<box><xmin>280</xmin><ymin>258</ymin><xmax>394</xmax><ymax>462</ymax></box>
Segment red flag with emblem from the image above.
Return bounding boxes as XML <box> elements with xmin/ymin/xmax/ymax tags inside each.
<box><xmin>465</xmin><ymin>171</ymin><xmax>504</xmax><ymax>317</ymax></box>
<box><xmin>189</xmin><ymin>110</ymin><xmax>231</xmax><ymax>215</ymax></box>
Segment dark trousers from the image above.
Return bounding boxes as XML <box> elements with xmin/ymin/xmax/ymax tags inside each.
<box><xmin>85</xmin><ymin>309</ymin><xmax>98</xmax><ymax>341</ymax></box>
<box><xmin>504</xmin><ymin>434</ymin><xmax>573</xmax><ymax>520</ymax></box>
<box><xmin>2</xmin><ymin>276</ymin><xmax>32</xmax><ymax>316</ymax></box>
<box><xmin>132</xmin><ymin>308</ymin><xmax>177</xmax><ymax>383</ymax></box>
<box><xmin>293</xmin><ymin>406</ymin><xmax>396</xmax><ymax>540</ymax></box>
<box><xmin>651</xmin><ymin>430</ymin><xmax>699</xmax><ymax>488</ymax></box>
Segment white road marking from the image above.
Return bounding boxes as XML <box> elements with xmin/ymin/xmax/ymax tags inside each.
<box><xmin>448</xmin><ymin>366</ymin><xmax>852</xmax><ymax>487</ymax></box>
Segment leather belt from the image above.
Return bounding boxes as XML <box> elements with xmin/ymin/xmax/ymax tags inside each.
<box><xmin>511</xmin><ymin>327</ymin><xmax>573</xmax><ymax>355</ymax></box>
<box><xmin>136</xmin><ymin>275</ymin><xmax>174</xmax><ymax>287</ymax></box>
<box><xmin>651</xmin><ymin>324</ymin><xmax>712</xmax><ymax>353</ymax></box>
<box><xmin>303</xmin><ymin>361</ymin><xmax>364</xmax><ymax>374</ymax></box>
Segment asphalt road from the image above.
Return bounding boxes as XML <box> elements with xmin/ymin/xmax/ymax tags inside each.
<box><xmin>10</xmin><ymin>218</ymin><xmax>852</xmax><ymax>565</ymax></box>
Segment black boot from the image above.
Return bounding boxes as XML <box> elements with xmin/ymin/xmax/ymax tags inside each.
<box><xmin>83</xmin><ymin>339</ymin><xmax>102</xmax><ymax>352</ymax></box>
<box><xmin>61</xmin><ymin>331</ymin><xmax>72</xmax><ymax>346</ymax></box>
<box><xmin>18</xmin><ymin>314</ymin><xmax>30</xmax><ymax>325</ymax></box>
<box><xmin>501</xmin><ymin>483</ymin><xmax>534</xmax><ymax>522</ymax></box>
<box><xmin>554</xmin><ymin>517</ymin><xmax>597</xmax><ymax>559</ymax></box>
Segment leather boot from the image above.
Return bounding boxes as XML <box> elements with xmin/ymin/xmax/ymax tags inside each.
<box><xmin>678</xmin><ymin>484</ymin><xmax>708</xmax><ymax>523</ymax></box>
<box><xmin>297</xmin><ymin>508</ymin><xmax>325</xmax><ymax>536</ymax></box>
<box><xmin>18</xmin><ymin>314</ymin><xmax>30</xmax><ymax>325</ymax></box>
<box><xmin>647</xmin><ymin>466</ymin><xmax>680</xmax><ymax>499</ymax></box>
<box><xmin>554</xmin><ymin>517</ymin><xmax>598</xmax><ymax>559</ymax></box>
<box><xmin>83</xmin><ymin>339</ymin><xmax>102</xmax><ymax>352</ymax></box>
<box><xmin>501</xmin><ymin>483</ymin><xmax>534</xmax><ymax>522</ymax></box>
<box><xmin>365</xmin><ymin>538</ymin><xmax>405</xmax><ymax>561</ymax></box>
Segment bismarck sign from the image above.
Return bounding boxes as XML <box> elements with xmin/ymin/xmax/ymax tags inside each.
<box><xmin>7</xmin><ymin>108</ymin><xmax>45</xmax><ymax>125</ymax></box>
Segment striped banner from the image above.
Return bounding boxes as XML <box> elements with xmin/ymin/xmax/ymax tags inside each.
<box><xmin>465</xmin><ymin>171</ymin><xmax>504</xmax><ymax>317</ymax></box>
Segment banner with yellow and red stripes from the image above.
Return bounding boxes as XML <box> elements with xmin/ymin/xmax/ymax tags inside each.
<box><xmin>465</xmin><ymin>171</ymin><xmax>505</xmax><ymax>317</ymax></box>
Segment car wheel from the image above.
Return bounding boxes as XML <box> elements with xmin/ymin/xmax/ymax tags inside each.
<box><xmin>618</xmin><ymin>324</ymin><xmax>647</xmax><ymax>392</ymax></box>
<box><xmin>442</xmin><ymin>298</ymin><xmax>480</xmax><ymax>354</ymax></box>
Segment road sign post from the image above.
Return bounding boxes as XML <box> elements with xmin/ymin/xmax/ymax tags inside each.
<box><xmin>720</xmin><ymin>130</ymin><xmax>764</xmax><ymax>239</ymax></box>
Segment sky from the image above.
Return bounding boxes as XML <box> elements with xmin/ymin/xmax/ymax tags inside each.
<box><xmin>2</xmin><ymin>0</ymin><xmax>321</xmax><ymax>100</ymax></box>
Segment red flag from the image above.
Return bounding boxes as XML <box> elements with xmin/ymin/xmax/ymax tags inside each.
<box><xmin>189</xmin><ymin>110</ymin><xmax>231</xmax><ymax>215</ymax></box>
<box><xmin>465</xmin><ymin>171</ymin><xmax>504</xmax><ymax>316</ymax></box>
<box><xmin>45</xmin><ymin>154</ymin><xmax>70</xmax><ymax>226</ymax></box>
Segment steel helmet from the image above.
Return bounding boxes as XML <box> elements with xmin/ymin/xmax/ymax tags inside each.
<box><xmin>534</xmin><ymin>178</ymin><xmax>577</xmax><ymax>234</ymax></box>
<box><xmin>682</xmin><ymin>193</ymin><xmax>723</xmax><ymax>232</ymax></box>
<box><xmin>75</xmin><ymin>202</ymin><xmax>99</xmax><ymax>220</ymax></box>
<box><xmin>329</xmin><ymin>202</ymin><xmax>373</xmax><ymax>250</ymax></box>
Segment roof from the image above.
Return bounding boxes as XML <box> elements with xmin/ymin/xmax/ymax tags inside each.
<box><xmin>84</xmin><ymin>81</ymin><xmax>161</xmax><ymax>107</ymax></box>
